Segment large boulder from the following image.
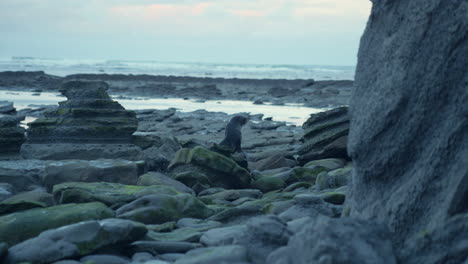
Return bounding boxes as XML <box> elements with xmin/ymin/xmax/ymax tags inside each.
<box><xmin>44</xmin><ymin>159</ymin><xmax>143</xmax><ymax>189</ymax></box>
<box><xmin>0</xmin><ymin>202</ymin><xmax>113</xmax><ymax>245</ymax></box>
<box><xmin>116</xmin><ymin>194</ymin><xmax>214</xmax><ymax>224</ymax></box>
<box><xmin>169</xmin><ymin>146</ymin><xmax>251</xmax><ymax>189</ymax></box>
<box><xmin>267</xmin><ymin>217</ymin><xmax>397</xmax><ymax>264</ymax></box>
<box><xmin>297</xmin><ymin>107</ymin><xmax>349</xmax><ymax>165</ymax></box>
<box><xmin>347</xmin><ymin>0</ymin><xmax>468</xmax><ymax>263</ymax></box>
<box><xmin>5</xmin><ymin>218</ymin><xmax>147</xmax><ymax>264</ymax></box>
<box><xmin>0</xmin><ymin>160</ymin><xmax>46</xmax><ymax>191</ymax></box>
<box><xmin>21</xmin><ymin>81</ymin><xmax>144</xmax><ymax>160</ymax></box>
<box><xmin>53</xmin><ymin>182</ymin><xmax>179</xmax><ymax>207</ymax></box>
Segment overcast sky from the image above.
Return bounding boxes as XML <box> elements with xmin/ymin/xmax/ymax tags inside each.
<box><xmin>0</xmin><ymin>0</ymin><xmax>372</xmax><ymax>65</ymax></box>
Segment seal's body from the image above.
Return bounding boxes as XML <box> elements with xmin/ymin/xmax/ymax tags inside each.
<box><xmin>219</xmin><ymin>115</ymin><xmax>248</xmax><ymax>153</ymax></box>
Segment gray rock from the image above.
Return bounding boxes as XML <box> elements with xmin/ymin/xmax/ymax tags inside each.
<box><xmin>21</xmin><ymin>80</ymin><xmax>144</xmax><ymax>160</ymax></box>
<box><xmin>304</xmin><ymin>158</ymin><xmax>345</xmax><ymax>171</ymax></box>
<box><xmin>80</xmin><ymin>254</ymin><xmax>130</xmax><ymax>264</ymax></box>
<box><xmin>116</xmin><ymin>194</ymin><xmax>214</xmax><ymax>224</ymax></box>
<box><xmin>174</xmin><ymin>245</ymin><xmax>251</xmax><ymax>264</ymax></box>
<box><xmin>130</xmin><ymin>241</ymin><xmax>201</xmax><ymax>254</ymax></box>
<box><xmin>44</xmin><ymin>159</ymin><xmax>141</xmax><ymax>190</ymax></box>
<box><xmin>297</xmin><ymin>107</ymin><xmax>349</xmax><ymax>164</ymax></box>
<box><xmin>176</xmin><ymin>218</ymin><xmax>222</xmax><ymax>229</ymax></box>
<box><xmin>0</xmin><ymin>202</ymin><xmax>113</xmax><ymax>246</ymax></box>
<box><xmin>0</xmin><ymin>189</ymin><xmax>54</xmax><ymax>215</ymax></box>
<box><xmin>0</xmin><ymin>101</ymin><xmax>15</xmax><ymax>114</ymax></box>
<box><xmin>201</xmin><ymin>215</ymin><xmax>291</xmax><ymax>264</ymax></box>
<box><xmin>0</xmin><ymin>183</ymin><xmax>14</xmax><ymax>201</ymax></box>
<box><xmin>315</xmin><ymin>166</ymin><xmax>351</xmax><ymax>191</ymax></box>
<box><xmin>5</xmin><ymin>218</ymin><xmax>147</xmax><ymax>264</ymax></box>
<box><xmin>0</xmin><ymin>159</ymin><xmax>46</xmax><ymax>191</ymax></box>
<box><xmin>0</xmin><ymin>113</ymin><xmax>25</xmax><ymax>154</ymax></box>
<box><xmin>278</xmin><ymin>194</ymin><xmax>340</xmax><ymax>221</ymax></box>
<box><xmin>21</xmin><ymin>143</ymin><xmax>145</xmax><ymax>161</ymax></box>
<box><xmin>400</xmin><ymin>214</ymin><xmax>468</xmax><ymax>264</ymax></box>
<box><xmin>347</xmin><ymin>0</ymin><xmax>468</xmax><ymax>262</ymax></box>
<box><xmin>267</xmin><ymin>217</ymin><xmax>397</xmax><ymax>264</ymax></box>
<box><xmin>138</xmin><ymin>172</ymin><xmax>194</xmax><ymax>195</ymax></box>
<box><xmin>52</xmin><ymin>260</ymin><xmax>81</xmax><ymax>264</ymax></box>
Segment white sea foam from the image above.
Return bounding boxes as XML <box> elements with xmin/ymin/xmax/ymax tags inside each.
<box><xmin>0</xmin><ymin>57</ymin><xmax>355</xmax><ymax>80</ymax></box>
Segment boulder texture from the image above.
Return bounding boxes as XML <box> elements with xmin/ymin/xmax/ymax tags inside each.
<box><xmin>168</xmin><ymin>146</ymin><xmax>252</xmax><ymax>189</ymax></box>
<box><xmin>21</xmin><ymin>81</ymin><xmax>144</xmax><ymax>160</ymax></box>
<box><xmin>347</xmin><ymin>1</ymin><xmax>468</xmax><ymax>263</ymax></box>
<box><xmin>297</xmin><ymin>106</ymin><xmax>349</xmax><ymax>165</ymax></box>
<box><xmin>0</xmin><ymin>101</ymin><xmax>25</xmax><ymax>154</ymax></box>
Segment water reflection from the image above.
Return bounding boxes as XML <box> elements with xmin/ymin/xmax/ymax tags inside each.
<box><xmin>1</xmin><ymin>90</ymin><xmax>323</xmax><ymax>126</ymax></box>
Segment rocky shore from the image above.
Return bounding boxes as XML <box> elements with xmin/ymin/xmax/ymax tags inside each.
<box><xmin>0</xmin><ymin>71</ymin><xmax>353</xmax><ymax>108</ymax></box>
<box><xmin>0</xmin><ymin>80</ymin><xmax>353</xmax><ymax>264</ymax></box>
<box><xmin>0</xmin><ymin>0</ymin><xmax>466</xmax><ymax>263</ymax></box>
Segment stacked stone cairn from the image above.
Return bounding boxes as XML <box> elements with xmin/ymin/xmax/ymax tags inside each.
<box><xmin>297</xmin><ymin>106</ymin><xmax>349</xmax><ymax>165</ymax></box>
<box><xmin>20</xmin><ymin>81</ymin><xmax>144</xmax><ymax>160</ymax></box>
<box><xmin>0</xmin><ymin>101</ymin><xmax>25</xmax><ymax>154</ymax></box>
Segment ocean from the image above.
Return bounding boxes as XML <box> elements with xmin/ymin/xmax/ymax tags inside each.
<box><xmin>0</xmin><ymin>57</ymin><xmax>355</xmax><ymax>80</ymax></box>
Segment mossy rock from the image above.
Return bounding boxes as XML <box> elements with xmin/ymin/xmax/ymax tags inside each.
<box><xmin>288</xmin><ymin>166</ymin><xmax>327</xmax><ymax>184</ymax></box>
<box><xmin>304</xmin><ymin>158</ymin><xmax>345</xmax><ymax>171</ymax></box>
<box><xmin>0</xmin><ymin>191</ymin><xmax>54</xmax><ymax>215</ymax></box>
<box><xmin>116</xmin><ymin>193</ymin><xmax>215</xmax><ymax>224</ymax></box>
<box><xmin>0</xmin><ymin>202</ymin><xmax>113</xmax><ymax>246</ymax></box>
<box><xmin>251</xmin><ymin>176</ymin><xmax>286</xmax><ymax>193</ymax></box>
<box><xmin>53</xmin><ymin>182</ymin><xmax>179</xmax><ymax>206</ymax></box>
<box><xmin>169</xmin><ymin>147</ymin><xmax>251</xmax><ymax>189</ymax></box>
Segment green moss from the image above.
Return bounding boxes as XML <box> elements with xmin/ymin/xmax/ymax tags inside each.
<box><xmin>0</xmin><ymin>202</ymin><xmax>113</xmax><ymax>246</ymax></box>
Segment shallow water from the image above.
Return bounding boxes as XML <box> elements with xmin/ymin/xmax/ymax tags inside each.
<box><xmin>1</xmin><ymin>90</ymin><xmax>324</xmax><ymax>126</ymax></box>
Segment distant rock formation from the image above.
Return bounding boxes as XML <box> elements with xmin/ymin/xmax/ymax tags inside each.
<box><xmin>346</xmin><ymin>1</ymin><xmax>468</xmax><ymax>263</ymax></box>
<box><xmin>297</xmin><ymin>107</ymin><xmax>349</xmax><ymax>165</ymax></box>
<box><xmin>21</xmin><ymin>81</ymin><xmax>144</xmax><ymax>160</ymax></box>
<box><xmin>0</xmin><ymin>101</ymin><xmax>25</xmax><ymax>154</ymax></box>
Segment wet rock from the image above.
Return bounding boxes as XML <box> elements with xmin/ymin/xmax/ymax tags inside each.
<box><xmin>176</xmin><ymin>218</ymin><xmax>222</xmax><ymax>230</ymax></box>
<box><xmin>0</xmin><ymin>101</ymin><xmax>16</xmax><ymax>114</ymax></box>
<box><xmin>0</xmin><ymin>183</ymin><xmax>14</xmax><ymax>201</ymax></box>
<box><xmin>44</xmin><ymin>159</ymin><xmax>142</xmax><ymax>190</ymax></box>
<box><xmin>315</xmin><ymin>166</ymin><xmax>351</xmax><ymax>191</ymax></box>
<box><xmin>0</xmin><ymin>160</ymin><xmax>46</xmax><ymax>191</ymax></box>
<box><xmin>347</xmin><ymin>1</ymin><xmax>468</xmax><ymax>259</ymax></box>
<box><xmin>169</xmin><ymin>146</ymin><xmax>251</xmax><ymax>189</ymax></box>
<box><xmin>146</xmin><ymin>228</ymin><xmax>204</xmax><ymax>243</ymax></box>
<box><xmin>199</xmin><ymin>189</ymin><xmax>262</xmax><ymax>204</ymax></box>
<box><xmin>173</xmin><ymin>171</ymin><xmax>212</xmax><ymax>194</ymax></box>
<box><xmin>304</xmin><ymin>158</ymin><xmax>345</xmax><ymax>171</ymax></box>
<box><xmin>5</xmin><ymin>218</ymin><xmax>147</xmax><ymax>264</ymax></box>
<box><xmin>278</xmin><ymin>194</ymin><xmax>340</xmax><ymax>221</ymax></box>
<box><xmin>80</xmin><ymin>254</ymin><xmax>131</xmax><ymax>264</ymax></box>
<box><xmin>130</xmin><ymin>241</ymin><xmax>201</xmax><ymax>254</ymax></box>
<box><xmin>251</xmin><ymin>153</ymin><xmax>296</xmax><ymax>171</ymax></box>
<box><xmin>116</xmin><ymin>194</ymin><xmax>214</xmax><ymax>224</ymax></box>
<box><xmin>21</xmin><ymin>80</ymin><xmax>144</xmax><ymax>160</ymax></box>
<box><xmin>0</xmin><ymin>189</ymin><xmax>54</xmax><ymax>215</ymax></box>
<box><xmin>0</xmin><ymin>102</ymin><xmax>25</xmax><ymax>154</ymax></box>
<box><xmin>0</xmin><ymin>202</ymin><xmax>113</xmax><ymax>246</ymax></box>
<box><xmin>297</xmin><ymin>107</ymin><xmax>349</xmax><ymax>164</ymax></box>
<box><xmin>267</xmin><ymin>217</ymin><xmax>397</xmax><ymax>264</ymax></box>
<box><xmin>138</xmin><ymin>172</ymin><xmax>194</xmax><ymax>195</ymax></box>
<box><xmin>201</xmin><ymin>215</ymin><xmax>291</xmax><ymax>264</ymax></box>
<box><xmin>53</xmin><ymin>182</ymin><xmax>178</xmax><ymax>206</ymax></box>
<box><xmin>268</xmin><ymin>86</ymin><xmax>291</xmax><ymax>98</ymax></box>
<box><xmin>174</xmin><ymin>245</ymin><xmax>250</xmax><ymax>264</ymax></box>
<box><xmin>251</xmin><ymin>176</ymin><xmax>286</xmax><ymax>193</ymax></box>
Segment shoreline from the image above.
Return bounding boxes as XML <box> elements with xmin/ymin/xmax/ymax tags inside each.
<box><xmin>0</xmin><ymin>71</ymin><xmax>353</xmax><ymax>108</ymax></box>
